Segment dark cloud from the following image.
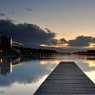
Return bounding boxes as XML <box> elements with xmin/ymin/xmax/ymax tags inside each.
<box><xmin>0</xmin><ymin>12</ymin><xmax>6</xmax><ymax>16</ymax></box>
<box><xmin>25</xmin><ymin>8</ymin><xmax>32</xmax><ymax>12</ymax></box>
<box><xmin>68</xmin><ymin>36</ymin><xmax>95</xmax><ymax>46</ymax></box>
<box><xmin>0</xmin><ymin>19</ymin><xmax>55</xmax><ymax>47</ymax></box>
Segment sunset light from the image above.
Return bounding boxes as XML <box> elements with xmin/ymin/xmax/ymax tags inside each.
<box><xmin>40</xmin><ymin>43</ymin><xmax>69</xmax><ymax>48</ymax></box>
<box><xmin>1</xmin><ymin>0</ymin><xmax>95</xmax><ymax>95</ymax></box>
<box><xmin>89</xmin><ymin>43</ymin><xmax>95</xmax><ymax>48</ymax></box>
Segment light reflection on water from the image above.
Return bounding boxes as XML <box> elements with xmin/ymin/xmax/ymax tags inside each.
<box><xmin>0</xmin><ymin>55</ymin><xmax>95</xmax><ymax>95</ymax></box>
<box><xmin>0</xmin><ymin>59</ymin><xmax>60</xmax><ymax>95</ymax></box>
<box><xmin>75</xmin><ymin>60</ymin><xmax>95</xmax><ymax>84</ymax></box>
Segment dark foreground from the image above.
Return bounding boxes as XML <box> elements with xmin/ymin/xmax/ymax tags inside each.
<box><xmin>34</xmin><ymin>62</ymin><xmax>95</xmax><ymax>95</ymax></box>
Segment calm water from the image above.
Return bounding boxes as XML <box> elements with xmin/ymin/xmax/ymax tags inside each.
<box><xmin>0</xmin><ymin>55</ymin><xmax>95</xmax><ymax>95</ymax></box>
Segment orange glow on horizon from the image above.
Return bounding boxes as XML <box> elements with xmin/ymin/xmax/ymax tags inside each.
<box><xmin>40</xmin><ymin>60</ymin><xmax>59</xmax><ymax>64</ymax></box>
<box><xmin>89</xmin><ymin>61</ymin><xmax>95</xmax><ymax>67</ymax></box>
<box><xmin>40</xmin><ymin>43</ymin><xmax>69</xmax><ymax>48</ymax></box>
<box><xmin>89</xmin><ymin>43</ymin><xmax>95</xmax><ymax>48</ymax></box>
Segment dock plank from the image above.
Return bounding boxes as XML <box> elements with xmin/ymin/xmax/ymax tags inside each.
<box><xmin>34</xmin><ymin>62</ymin><xmax>95</xmax><ymax>95</ymax></box>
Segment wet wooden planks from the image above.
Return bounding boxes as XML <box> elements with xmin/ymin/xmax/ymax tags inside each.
<box><xmin>34</xmin><ymin>62</ymin><xmax>95</xmax><ymax>95</ymax></box>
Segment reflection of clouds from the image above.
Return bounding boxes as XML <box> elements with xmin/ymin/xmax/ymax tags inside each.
<box><xmin>76</xmin><ymin>60</ymin><xmax>95</xmax><ymax>83</ymax></box>
<box><xmin>0</xmin><ymin>60</ymin><xmax>58</xmax><ymax>86</ymax></box>
<box><xmin>88</xmin><ymin>61</ymin><xmax>95</xmax><ymax>67</ymax></box>
<box><xmin>40</xmin><ymin>60</ymin><xmax>59</xmax><ymax>65</ymax></box>
<box><xmin>1</xmin><ymin>55</ymin><xmax>95</xmax><ymax>86</ymax></box>
<box><xmin>76</xmin><ymin>60</ymin><xmax>95</xmax><ymax>72</ymax></box>
<box><xmin>60</xmin><ymin>55</ymin><xmax>95</xmax><ymax>72</ymax></box>
<box><xmin>40</xmin><ymin>60</ymin><xmax>48</xmax><ymax>65</ymax></box>
<box><xmin>0</xmin><ymin>75</ymin><xmax>48</xmax><ymax>95</ymax></box>
<box><xmin>86</xmin><ymin>71</ymin><xmax>95</xmax><ymax>84</ymax></box>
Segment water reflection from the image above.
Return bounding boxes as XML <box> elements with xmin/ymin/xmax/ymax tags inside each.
<box><xmin>40</xmin><ymin>60</ymin><xmax>59</xmax><ymax>64</ymax></box>
<box><xmin>0</xmin><ymin>54</ymin><xmax>95</xmax><ymax>76</ymax></box>
<box><xmin>0</xmin><ymin>57</ymin><xmax>21</xmax><ymax>76</ymax></box>
<box><xmin>0</xmin><ymin>55</ymin><xmax>95</xmax><ymax>95</ymax></box>
<box><xmin>75</xmin><ymin>60</ymin><xmax>95</xmax><ymax>84</ymax></box>
<box><xmin>0</xmin><ymin>58</ymin><xmax>59</xmax><ymax>86</ymax></box>
<box><xmin>89</xmin><ymin>61</ymin><xmax>95</xmax><ymax>67</ymax></box>
<box><xmin>0</xmin><ymin>62</ymin><xmax>12</xmax><ymax>75</ymax></box>
<box><xmin>0</xmin><ymin>57</ymin><xmax>12</xmax><ymax>76</ymax></box>
<box><xmin>0</xmin><ymin>58</ymin><xmax>59</xmax><ymax>95</ymax></box>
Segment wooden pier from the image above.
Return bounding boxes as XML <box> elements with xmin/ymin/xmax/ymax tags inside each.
<box><xmin>34</xmin><ymin>62</ymin><xmax>95</xmax><ymax>95</ymax></box>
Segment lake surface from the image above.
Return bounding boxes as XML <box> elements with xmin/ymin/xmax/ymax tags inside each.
<box><xmin>0</xmin><ymin>55</ymin><xmax>95</xmax><ymax>95</ymax></box>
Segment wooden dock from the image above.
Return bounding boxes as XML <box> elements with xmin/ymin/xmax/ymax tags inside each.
<box><xmin>34</xmin><ymin>62</ymin><xmax>95</xmax><ymax>95</ymax></box>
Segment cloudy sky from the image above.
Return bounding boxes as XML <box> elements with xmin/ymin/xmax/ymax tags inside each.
<box><xmin>0</xmin><ymin>0</ymin><xmax>95</xmax><ymax>40</ymax></box>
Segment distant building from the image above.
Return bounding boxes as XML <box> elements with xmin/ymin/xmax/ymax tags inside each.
<box><xmin>0</xmin><ymin>32</ymin><xmax>24</xmax><ymax>51</ymax></box>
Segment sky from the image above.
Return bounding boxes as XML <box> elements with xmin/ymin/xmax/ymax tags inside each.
<box><xmin>0</xmin><ymin>0</ymin><xmax>95</xmax><ymax>40</ymax></box>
